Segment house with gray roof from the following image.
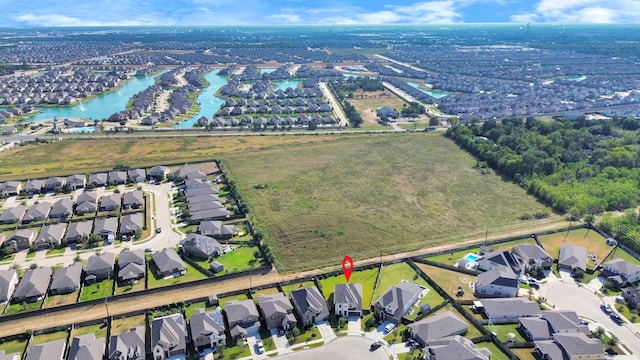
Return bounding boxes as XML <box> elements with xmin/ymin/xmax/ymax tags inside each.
<box><xmin>65</xmin><ymin>220</ymin><xmax>93</xmax><ymax>243</ymax></box>
<box><xmin>0</xmin><ymin>205</ymin><xmax>26</xmax><ymax>224</ymax></box>
<box><xmin>127</xmin><ymin>168</ymin><xmax>146</xmax><ymax>183</ymax></box>
<box><xmin>85</xmin><ymin>252</ymin><xmax>115</xmax><ymax>282</ymax></box>
<box><xmin>44</xmin><ymin>177</ymin><xmax>66</xmax><ymax>191</ymax></box>
<box><xmin>50</xmin><ymin>198</ymin><xmax>73</xmax><ymax>219</ymax></box>
<box><xmin>190</xmin><ymin>208</ymin><xmax>231</xmax><ymax>223</ymax></box>
<box><xmin>120</xmin><ymin>213</ymin><xmax>143</xmax><ymax>237</ymax></box>
<box><xmin>22</xmin><ymin>202</ymin><xmax>51</xmax><ymax>223</ymax></box>
<box><xmin>5</xmin><ymin>228</ymin><xmax>36</xmax><ymax>251</ymax></box>
<box><xmin>93</xmin><ymin>217</ymin><xmax>118</xmax><ymax>240</ymax></box>
<box><xmin>88</xmin><ymin>173</ymin><xmax>108</xmax><ymax>187</ymax></box>
<box><xmin>190</xmin><ymin>309</ymin><xmax>226</xmax><ymax>351</ymax></box>
<box><xmin>152</xmin><ymin>248</ymin><xmax>187</xmax><ymax>278</ymax></box>
<box><xmin>408</xmin><ymin>311</ymin><xmax>469</xmax><ymax>346</ymax></box>
<box><xmin>184</xmin><ymin>178</ymin><xmax>211</xmax><ymax>190</ymax></box>
<box><xmin>512</xmin><ymin>244</ymin><xmax>554</xmax><ymax>270</ymax></box>
<box><xmin>149</xmin><ymin>166</ymin><xmax>170</xmax><ymax>180</ymax></box>
<box><xmin>49</xmin><ymin>262</ymin><xmax>83</xmax><ymax>295</ymax></box>
<box><xmin>123</xmin><ymin>190</ymin><xmax>144</xmax><ymax>209</ymax></box>
<box><xmin>186</xmin><ymin>193</ymin><xmax>219</xmax><ymax>205</ymax></box>
<box><xmin>108</xmin><ymin>326</ymin><xmax>145</xmax><ymax>360</ymax></box>
<box><xmin>0</xmin><ymin>181</ymin><xmax>22</xmax><ymax>196</ymax></box>
<box><xmin>519</xmin><ymin>317</ymin><xmax>553</xmax><ymax>341</ymax></box>
<box><xmin>334</xmin><ymin>283</ymin><xmax>363</xmax><ymax>318</ymax></box>
<box><xmin>12</xmin><ymin>267</ymin><xmax>52</xmax><ymax>303</ymax></box>
<box><xmin>24</xmin><ymin>179</ymin><xmax>44</xmax><ymax>195</ymax></box>
<box><xmin>67</xmin><ymin>333</ymin><xmax>105</xmax><ymax>360</ymax></box>
<box><xmin>535</xmin><ymin>333</ymin><xmax>605</xmax><ymax>360</ymax></box>
<box><xmin>474</xmin><ymin>270</ymin><xmax>519</xmax><ymax>298</ymax></box>
<box><xmin>558</xmin><ymin>244</ymin><xmax>587</xmax><ymax>272</ymax></box>
<box><xmin>426</xmin><ymin>335</ymin><xmax>491</xmax><ymax>360</ymax></box>
<box><xmin>0</xmin><ymin>269</ymin><xmax>18</xmax><ymax>303</ymax></box>
<box><xmin>622</xmin><ymin>286</ymin><xmax>640</xmax><ymax>309</ymax></box>
<box><xmin>34</xmin><ymin>223</ymin><xmax>67</xmax><ymax>249</ymax></box>
<box><xmin>476</xmin><ymin>250</ymin><xmax>523</xmax><ymax>275</ymax></box>
<box><xmin>179</xmin><ymin>234</ymin><xmax>225</xmax><ymax>259</ymax></box>
<box><xmin>475</xmin><ymin>298</ymin><xmax>542</xmax><ymax>320</ymax></box>
<box><xmin>541</xmin><ymin>310</ymin><xmax>586</xmax><ymax>334</ymax></box>
<box><xmin>373</xmin><ymin>280</ymin><xmax>426</xmax><ymax>324</ymax></box>
<box><xmin>0</xmin><ymin>350</ymin><xmax>19</xmax><ymax>360</ymax></box>
<box><xmin>76</xmin><ymin>200</ymin><xmax>97</xmax><ymax>215</ymax></box>
<box><xmin>185</xmin><ymin>187</ymin><xmax>219</xmax><ymax>198</ymax></box>
<box><xmin>173</xmin><ymin>165</ymin><xmax>201</xmax><ymax>180</ymax></box>
<box><xmin>118</xmin><ymin>249</ymin><xmax>145</xmax><ymax>284</ymax></box>
<box><xmin>198</xmin><ymin>220</ymin><xmax>237</xmax><ymax>239</ymax></box>
<box><xmin>100</xmin><ymin>193</ymin><xmax>121</xmax><ymax>212</ymax></box>
<box><xmin>65</xmin><ymin>174</ymin><xmax>86</xmax><ymax>190</ymax></box>
<box><xmin>151</xmin><ymin>313</ymin><xmax>187</xmax><ymax>360</ymax></box>
<box><xmin>258</xmin><ymin>293</ymin><xmax>297</xmax><ymax>330</ymax></box>
<box><xmin>290</xmin><ymin>286</ymin><xmax>329</xmax><ymax>327</ymax></box>
<box><xmin>24</xmin><ymin>339</ymin><xmax>66</xmax><ymax>360</ymax></box>
<box><xmin>108</xmin><ymin>170</ymin><xmax>128</xmax><ymax>185</ymax></box>
<box><xmin>225</xmin><ymin>299</ymin><xmax>261</xmax><ymax>339</ymax></box>
<box><xmin>188</xmin><ymin>201</ymin><xmax>224</xmax><ymax>213</ymax></box>
<box><xmin>603</xmin><ymin>258</ymin><xmax>640</xmax><ymax>285</ymax></box>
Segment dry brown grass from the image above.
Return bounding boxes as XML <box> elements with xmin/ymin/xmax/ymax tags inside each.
<box><xmin>414</xmin><ymin>263</ymin><xmax>477</xmax><ymax>301</ymax></box>
<box><xmin>538</xmin><ymin>228</ymin><xmax>610</xmax><ymax>261</ymax></box>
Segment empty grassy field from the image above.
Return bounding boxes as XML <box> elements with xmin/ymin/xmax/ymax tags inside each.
<box><xmin>538</xmin><ymin>228</ymin><xmax>612</xmax><ymax>263</ymax></box>
<box><xmin>221</xmin><ymin>133</ymin><xmax>552</xmax><ymax>272</ymax></box>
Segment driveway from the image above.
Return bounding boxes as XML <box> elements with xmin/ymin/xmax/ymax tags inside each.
<box><xmin>270</xmin><ymin>327</ymin><xmax>292</xmax><ymax>354</ymax></box>
<box><xmin>316</xmin><ymin>321</ymin><xmax>337</xmax><ymax>343</ymax></box>
<box><xmin>272</xmin><ymin>335</ymin><xmax>390</xmax><ymax>360</ymax></box>
<box><xmin>347</xmin><ymin>317</ymin><xmax>362</xmax><ymax>335</ymax></box>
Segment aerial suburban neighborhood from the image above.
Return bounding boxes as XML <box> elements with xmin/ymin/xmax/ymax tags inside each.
<box><xmin>0</xmin><ymin>22</ymin><xmax>640</xmax><ymax>360</ymax></box>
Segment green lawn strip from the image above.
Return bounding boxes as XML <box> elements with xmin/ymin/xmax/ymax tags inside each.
<box><xmin>184</xmin><ymin>301</ymin><xmax>220</xmax><ymax>319</ymax></box>
<box><xmin>80</xmin><ymin>279</ymin><xmax>113</xmax><ymax>301</ymax></box>
<box><xmin>319</xmin><ymin>268</ymin><xmax>378</xmax><ymax>308</ymax></box>
<box><xmin>280</xmin><ymin>281</ymin><xmax>316</xmax><ymax>296</ymax></box>
<box><xmin>214</xmin><ymin>246</ymin><xmax>262</xmax><ymax>274</ymax></box>
<box><xmin>6</xmin><ymin>300</ymin><xmax>43</xmax><ymax>315</ymax></box>
<box><xmin>384</xmin><ymin>324</ymin><xmax>407</xmax><ymax>344</ymax></box>
<box><xmin>414</xmin><ymin>263</ymin><xmax>477</xmax><ymax>300</ymax></box>
<box><xmin>484</xmin><ymin>323</ymin><xmax>525</xmax><ymax>343</ymax></box>
<box><xmin>179</xmin><ymin>224</ymin><xmax>197</xmax><ymax>234</ymax></box>
<box><xmin>0</xmin><ymin>338</ymin><xmax>28</xmax><ymax>357</ymax></box>
<box><xmin>46</xmin><ymin>247</ymin><xmax>66</xmax><ymax>257</ymax></box>
<box><xmin>607</xmin><ymin>247</ymin><xmax>640</xmax><ymax>265</ymax></box>
<box><xmin>217</xmin><ymin>341</ymin><xmax>251</xmax><ymax>359</ymax></box>
<box><xmin>291</xmin><ymin>340</ymin><xmax>324</xmax><ymax>351</ymax></box>
<box><xmin>44</xmin><ymin>289</ymin><xmax>80</xmax><ymax>307</ymax></box>
<box><xmin>0</xmin><ymin>252</ymin><xmax>16</xmax><ymax>263</ymax></box>
<box><xmin>25</xmin><ymin>251</ymin><xmax>37</xmax><ymax>260</ymax></box>
<box><xmin>286</xmin><ymin>326</ymin><xmax>321</xmax><ymax>346</ymax></box>
<box><xmin>251</xmin><ymin>287</ymin><xmax>280</xmax><ymax>302</ymax></box>
<box><xmin>31</xmin><ymin>330</ymin><xmax>68</xmax><ymax>345</ymax></box>
<box><xmin>218</xmin><ymin>293</ymin><xmax>249</xmax><ymax>309</ymax></box>
<box><xmin>373</xmin><ymin>263</ymin><xmax>429</xmax><ymax>304</ymax></box>
<box><xmin>259</xmin><ymin>327</ymin><xmax>276</xmax><ymax>352</ymax></box>
<box><xmin>427</xmin><ymin>247</ymin><xmax>480</xmax><ymax>266</ymax></box>
<box><xmin>614</xmin><ymin>302</ymin><xmax>639</xmax><ymax>323</ymax></box>
<box><xmin>73</xmin><ymin>322</ymin><xmax>108</xmax><ymax>339</ymax></box>
<box><xmin>147</xmin><ymin>261</ymin><xmax>208</xmax><ymax>289</ymax></box>
<box><xmin>115</xmin><ymin>278</ymin><xmax>146</xmax><ymax>295</ymax></box>
<box><xmin>475</xmin><ymin>341</ymin><xmax>510</xmax><ymax>360</ymax></box>
<box><xmin>110</xmin><ymin>314</ymin><xmax>146</xmax><ymax>336</ymax></box>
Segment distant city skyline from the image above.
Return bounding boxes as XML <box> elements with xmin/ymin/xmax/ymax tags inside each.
<box><xmin>3</xmin><ymin>0</ymin><xmax>640</xmax><ymax>27</ymax></box>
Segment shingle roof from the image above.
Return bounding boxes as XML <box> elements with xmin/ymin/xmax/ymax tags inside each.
<box><xmin>290</xmin><ymin>286</ymin><xmax>328</xmax><ymax>319</ymax></box>
<box><xmin>35</xmin><ymin>223</ymin><xmax>66</xmax><ymax>246</ymax></box>
<box><xmin>65</xmin><ymin>220</ymin><xmax>93</xmax><ymax>241</ymax></box>
<box><xmin>108</xmin><ymin>327</ymin><xmax>145</xmax><ymax>360</ymax></box>
<box><xmin>334</xmin><ymin>283</ymin><xmax>363</xmax><ymax>309</ymax></box>
<box><xmin>553</xmin><ymin>332</ymin><xmax>604</xmax><ymax>357</ymax></box>
<box><xmin>50</xmin><ymin>198</ymin><xmax>73</xmax><ymax>217</ymax></box>
<box><xmin>225</xmin><ymin>299</ymin><xmax>259</xmax><ymax>324</ymax></box>
<box><xmin>605</xmin><ymin>258</ymin><xmax>640</xmax><ymax>278</ymax></box>
<box><xmin>542</xmin><ymin>310</ymin><xmax>581</xmax><ymax>333</ymax></box>
<box><xmin>119</xmin><ymin>249</ymin><xmax>145</xmax><ymax>267</ymax></box>
<box><xmin>23</xmin><ymin>202</ymin><xmax>51</xmax><ymax>221</ymax></box>
<box><xmin>258</xmin><ymin>293</ymin><xmax>294</xmax><ymax>318</ymax></box>
<box><xmin>374</xmin><ymin>281</ymin><xmax>424</xmax><ymax>319</ymax></box>
<box><xmin>50</xmin><ymin>262</ymin><xmax>83</xmax><ymax>293</ymax></box>
<box><xmin>534</xmin><ymin>340</ymin><xmax>565</xmax><ymax>360</ymax></box>
<box><xmin>179</xmin><ymin>234</ymin><xmax>224</xmax><ymax>258</ymax></box>
<box><xmin>67</xmin><ymin>333</ymin><xmax>105</xmax><ymax>360</ymax></box>
<box><xmin>479</xmin><ymin>298</ymin><xmax>541</xmax><ymax>319</ymax></box>
<box><xmin>85</xmin><ymin>252</ymin><xmax>115</xmax><ymax>273</ymax></box>
<box><xmin>77</xmin><ymin>191</ymin><xmax>98</xmax><ymax>204</ymax></box>
<box><xmin>512</xmin><ymin>244</ymin><xmax>553</xmax><ymax>262</ymax></box>
<box><xmin>475</xmin><ymin>270</ymin><xmax>518</xmax><ymax>289</ymax></box>
<box><xmin>0</xmin><ymin>205</ymin><xmax>26</xmax><ymax>222</ymax></box>
<box><xmin>197</xmin><ymin>221</ymin><xmax>236</xmax><ymax>237</ymax></box>
<box><xmin>0</xmin><ymin>269</ymin><xmax>18</xmax><ymax>301</ymax></box>
<box><xmin>519</xmin><ymin>317</ymin><xmax>552</xmax><ymax>340</ymax></box>
<box><xmin>409</xmin><ymin>311</ymin><xmax>468</xmax><ymax>343</ymax></box>
<box><xmin>152</xmin><ymin>248</ymin><xmax>186</xmax><ymax>275</ymax></box>
<box><xmin>120</xmin><ymin>213</ymin><xmax>143</xmax><ymax>234</ymax></box>
<box><xmin>93</xmin><ymin>217</ymin><xmax>118</xmax><ymax>236</ymax></box>
<box><xmin>25</xmin><ymin>339</ymin><xmax>66</xmax><ymax>360</ymax></box>
<box><xmin>123</xmin><ymin>190</ymin><xmax>144</xmax><ymax>206</ymax></box>
<box><xmin>427</xmin><ymin>335</ymin><xmax>490</xmax><ymax>360</ymax></box>
<box><xmin>190</xmin><ymin>310</ymin><xmax>225</xmax><ymax>338</ymax></box>
<box><xmin>558</xmin><ymin>244</ymin><xmax>587</xmax><ymax>271</ymax></box>
<box><xmin>13</xmin><ymin>267</ymin><xmax>52</xmax><ymax>300</ymax></box>
<box><xmin>151</xmin><ymin>313</ymin><xmax>187</xmax><ymax>355</ymax></box>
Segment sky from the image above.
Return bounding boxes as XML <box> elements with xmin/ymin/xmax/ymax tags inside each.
<box><xmin>2</xmin><ymin>0</ymin><xmax>640</xmax><ymax>27</ymax></box>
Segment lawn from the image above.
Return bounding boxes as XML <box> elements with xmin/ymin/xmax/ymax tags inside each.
<box><xmin>538</xmin><ymin>228</ymin><xmax>611</xmax><ymax>262</ymax></box>
<box><xmin>111</xmin><ymin>314</ymin><xmax>146</xmax><ymax>335</ymax></box>
<box><xmin>372</xmin><ymin>263</ymin><xmax>429</xmax><ymax>302</ymax></box>
<box><xmin>31</xmin><ymin>330</ymin><xmax>68</xmax><ymax>345</ymax></box>
<box><xmin>319</xmin><ymin>267</ymin><xmax>378</xmax><ymax>308</ymax></box>
<box><xmin>414</xmin><ymin>263</ymin><xmax>477</xmax><ymax>301</ymax></box>
<box><xmin>221</xmin><ymin>133</ymin><xmax>552</xmax><ymax>272</ymax></box>
<box><xmin>511</xmin><ymin>348</ymin><xmax>536</xmax><ymax>360</ymax></box>
<box><xmin>80</xmin><ymin>279</ymin><xmax>113</xmax><ymax>301</ymax></box>
<box><xmin>46</xmin><ymin>247</ymin><xmax>66</xmax><ymax>257</ymax></box>
<box><xmin>217</xmin><ymin>342</ymin><xmax>251</xmax><ymax>360</ymax></box>
<box><xmin>115</xmin><ymin>278</ymin><xmax>146</xmax><ymax>295</ymax></box>
<box><xmin>44</xmin><ymin>289</ymin><xmax>80</xmax><ymax>307</ymax></box>
<box><xmin>485</xmin><ymin>323</ymin><xmax>525</xmax><ymax>343</ymax></box>
<box><xmin>215</xmin><ymin>246</ymin><xmax>263</xmax><ymax>274</ymax></box>
<box><xmin>184</xmin><ymin>301</ymin><xmax>220</xmax><ymax>319</ymax></box>
<box><xmin>218</xmin><ymin>293</ymin><xmax>249</xmax><ymax>309</ymax></box>
<box><xmin>73</xmin><ymin>322</ymin><xmax>108</xmax><ymax>339</ymax></box>
<box><xmin>606</xmin><ymin>247</ymin><xmax>640</xmax><ymax>265</ymax></box>
<box><xmin>251</xmin><ymin>287</ymin><xmax>280</xmax><ymax>301</ymax></box>
<box><xmin>280</xmin><ymin>281</ymin><xmax>316</xmax><ymax>296</ymax></box>
<box><xmin>287</xmin><ymin>326</ymin><xmax>321</xmax><ymax>346</ymax></box>
<box><xmin>0</xmin><ymin>338</ymin><xmax>28</xmax><ymax>357</ymax></box>
<box><xmin>5</xmin><ymin>300</ymin><xmax>43</xmax><ymax>315</ymax></box>
<box><xmin>259</xmin><ymin>327</ymin><xmax>276</xmax><ymax>352</ymax></box>
<box><xmin>428</xmin><ymin>247</ymin><xmax>481</xmax><ymax>266</ymax></box>
<box><xmin>147</xmin><ymin>261</ymin><xmax>208</xmax><ymax>289</ymax></box>
<box><xmin>476</xmin><ymin>341</ymin><xmax>510</xmax><ymax>360</ymax></box>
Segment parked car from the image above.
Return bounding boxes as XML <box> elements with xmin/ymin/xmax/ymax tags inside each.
<box><xmin>370</xmin><ymin>341</ymin><xmax>382</xmax><ymax>351</ymax></box>
<box><xmin>145</xmin><ymin>247</ymin><xmax>154</xmax><ymax>253</ymax></box>
<box><xmin>256</xmin><ymin>340</ymin><xmax>265</xmax><ymax>354</ymax></box>
<box><xmin>384</xmin><ymin>323</ymin><xmax>395</xmax><ymax>334</ymax></box>
<box><xmin>156</xmin><ymin>227</ymin><xmax>162</xmax><ymax>234</ymax></box>
<box><xmin>610</xmin><ymin>313</ymin><xmax>623</xmax><ymax>324</ymax></box>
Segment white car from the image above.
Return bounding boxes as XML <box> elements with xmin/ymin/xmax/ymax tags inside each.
<box><xmin>256</xmin><ymin>340</ymin><xmax>265</xmax><ymax>354</ymax></box>
<box><xmin>384</xmin><ymin>323</ymin><xmax>395</xmax><ymax>333</ymax></box>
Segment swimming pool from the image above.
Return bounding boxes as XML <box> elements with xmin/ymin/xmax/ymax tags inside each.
<box><xmin>68</xmin><ymin>126</ymin><xmax>95</xmax><ymax>133</ymax></box>
<box><xmin>463</xmin><ymin>253</ymin><xmax>479</xmax><ymax>265</ymax></box>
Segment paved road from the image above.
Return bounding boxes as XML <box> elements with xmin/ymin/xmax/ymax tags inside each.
<box><xmin>318</xmin><ymin>82</ymin><xmax>347</xmax><ymax>127</ymax></box>
<box><xmin>272</xmin><ymin>336</ymin><xmax>390</xmax><ymax>360</ymax></box>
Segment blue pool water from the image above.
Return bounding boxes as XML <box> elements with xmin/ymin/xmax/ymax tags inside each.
<box><xmin>464</xmin><ymin>253</ymin><xmax>479</xmax><ymax>264</ymax></box>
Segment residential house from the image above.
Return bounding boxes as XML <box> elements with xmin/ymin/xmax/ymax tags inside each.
<box><xmin>93</xmin><ymin>217</ymin><xmax>118</xmax><ymax>240</ymax></box>
<box><xmin>373</xmin><ymin>280</ymin><xmax>426</xmax><ymax>324</ymax></box>
<box><xmin>123</xmin><ymin>190</ymin><xmax>144</xmax><ymax>210</ymax></box>
<box><xmin>108</xmin><ymin>326</ymin><xmax>145</xmax><ymax>360</ymax></box>
<box><xmin>512</xmin><ymin>244</ymin><xmax>554</xmax><ymax>270</ymax></box>
<box><xmin>88</xmin><ymin>173</ymin><xmax>108</xmax><ymax>187</ymax></box>
<box><xmin>76</xmin><ymin>191</ymin><xmax>98</xmax><ymax>215</ymax></box>
<box><xmin>474</xmin><ymin>298</ymin><xmax>542</xmax><ymax>320</ymax></box>
<box><xmin>49</xmin><ymin>262</ymin><xmax>83</xmax><ymax>295</ymax></box>
<box><xmin>603</xmin><ymin>259</ymin><xmax>640</xmax><ymax>285</ymax></box>
<box><xmin>535</xmin><ymin>333</ymin><xmax>605</xmax><ymax>360</ymax></box>
<box><xmin>12</xmin><ymin>267</ymin><xmax>52</xmax><ymax>303</ymax></box>
<box><xmin>65</xmin><ymin>220</ymin><xmax>93</xmax><ymax>243</ymax></box>
<box><xmin>127</xmin><ymin>168</ymin><xmax>146</xmax><ymax>183</ymax></box>
<box><xmin>0</xmin><ymin>181</ymin><xmax>22</xmax><ymax>196</ymax></box>
<box><xmin>24</xmin><ymin>179</ymin><xmax>44</xmax><ymax>195</ymax></box>
<box><xmin>173</xmin><ymin>165</ymin><xmax>202</xmax><ymax>181</ymax></box>
<box><xmin>0</xmin><ymin>269</ymin><xmax>18</xmax><ymax>303</ymax></box>
<box><xmin>108</xmin><ymin>170</ymin><xmax>128</xmax><ymax>185</ymax></box>
<box><xmin>0</xmin><ymin>350</ymin><xmax>20</xmax><ymax>360</ymax></box>
<box><xmin>34</xmin><ymin>223</ymin><xmax>66</xmax><ymax>249</ymax></box>
<box><xmin>190</xmin><ymin>208</ymin><xmax>231</xmax><ymax>223</ymax></box>
<box><xmin>22</xmin><ymin>202</ymin><xmax>51</xmax><ymax>223</ymax></box>
<box><xmin>50</xmin><ymin>198</ymin><xmax>73</xmax><ymax>219</ymax></box>
<box><xmin>558</xmin><ymin>244</ymin><xmax>587</xmax><ymax>273</ymax></box>
<box><xmin>44</xmin><ymin>177</ymin><xmax>66</xmax><ymax>192</ymax></box>
<box><xmin>541</xmin><ymin>310</ymin><xmax>585</xmax><ymax>334</ymax></box>
<box><xmin>290</xmin><ymin>286</ymin><xmax>329</xmax><ymax>327</ymax></box>
<box><xmin>0</xmin><ymin>205</ymin><xmax>26</xmax><ymax>224</ymax></box>
<box><xmin>425</xmin><ymin>336</ymin><xmax>491</xmax><ymax>360</ymax></box>
<box><xmin>152</xmin><ymin>248</ymin><xmax>187</xmax><ymax>278</ymax></box>
<box><xmin>622</xmin><ymin>286</ymin><xmax>640</xmax><ymax>309</ymax></box>
<box><xmin>24</xmin><ymin>339</ymin><xmax>66</xmax><ymax>360</ymax></box>
<box><xmin>190</xmin><ymin>309</ymin><xmax>226</xmax><ymax>352</ymax></box>
<box><xmin>258</xmin><ymin>293</ymin><xmax>297</xmax><ymax>330</ymax></box>
<box><xmin>225</xmin><ymin>299</ymin><xmax>261</xmax><ymax>339</ymax></box>
<box><xmin>5</xmin><ymin>228</ymin><xmax>36</xmax><ymax>251</ymax></box>
<box><xmin>476</xmin><ymin>250</ymin><xmax>523</xmax><ymax>275</ymax></box>
<box><xmin>519</xmin><ymin>317</ymin><xmax>553</xmax><ymax>341</ymax></box>
<box><xmin>377</xmin><ymin>106</ymin><xmax>399</xmax><ymax>120</ymax></box>
<box><xmin>151</xmin><ymin>313</ymin><xmax>187</xmax><ymax>360</ymax></box>
<box><xmin>120</xmin><ymin>213</ymin><xmax>143</xmax><ymax>237</ymax></box>
<box><xmin>474</xmin><ymin>270</ymin><xmax>519</xmax><ymax>298</ymax></box>
<box><xmin>100</xmin><ymin>193</ymin><xmax>121</xmax><ymax>212</ymax></box>
<box><xmin>179</xmin><ymin>234</ymin><xmax>225</xmax><ymax>259</ymax></box>
<box><xmin>185</xmin><ymin>187</ymin><xmax>219</xmax><ymax>198</ymax></box>
<box><xmin>188</xmin><ymin>201</ymin><xmax>224</xmax><ymax>213</ymax></box>
<box><xmin>334</xmin><ymin>283</ymin><xmax>363</xmax><ymax>318</ymax></box>
<box><xmin>408</xmin><ymin>311</ymin><xmax>469</xmax><ymax>346</ymax></box>
<box><xmin>117</xmin><ymin>249</ymin><xmax>145</xmax><ymax>284</ymax></box>
<box><xmin>149</xmin><ymin>166</ymin><xmax>170</xmax><ymax>180</ymax></box>
<box><xmin>67</xmin><ymin>333</ymin><xmax>105</xmax><ymax>360</ymax></box>
<box><xmin>197</xmin><ymin>221</ymin><xmax>237</xmax><ymax>239</ymax></box>
<box><xmin>85</xmin><ymin>252</ymin><xmax>115</xmax><ymax>283</ymax></box>
<box><xmin>65</xmin><ymin>174</ymin><xmax>86</xmax><ymax>190</ymax></box>
<box><xmin>184</xmin><ymin>178</ymin><xmax>211</xmax><ymax>190</ymax></box>
<box><xmin>186</xmin><ymin>193</ymin><xmax>219</xmax><ymax>205</ymax></box>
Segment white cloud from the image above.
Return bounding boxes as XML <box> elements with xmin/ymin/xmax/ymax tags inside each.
<box><xmin>514</xmin><ymin>0</ymin><xmax>640</xmax><ymax>23</ymax></box>
<box><xmin>15</xmin><ymin>13</ymin><xmax>151</xmax><ymax>26</ymax></box>
<box><xmin>266</xmin><ymin>13</ymin><xmax>303</xmax><ymax>24</ymax></box>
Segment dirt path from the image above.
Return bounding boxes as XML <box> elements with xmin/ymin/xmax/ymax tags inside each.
<box><xmin>0</xmin><ymin>219</ymin><xmax>570</xmax><ymax>338</ymax></box>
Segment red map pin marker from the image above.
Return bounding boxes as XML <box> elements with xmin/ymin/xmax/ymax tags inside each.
<box><xmin>342</xmin><ymin>256</ymin><xmax>353</xmax><ymax>282</ymax></box>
